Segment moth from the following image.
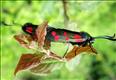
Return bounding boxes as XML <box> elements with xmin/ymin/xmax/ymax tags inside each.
<box><xmin>22</xmin><ymin>22</ymin><xmax>116</xmax><ymax>48</ymax></box>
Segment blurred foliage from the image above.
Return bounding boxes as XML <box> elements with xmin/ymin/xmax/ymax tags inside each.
<box><xmin>1</xmin><ymin>1</ymin><xmax>116</xmax><ymax>80</ymax></box>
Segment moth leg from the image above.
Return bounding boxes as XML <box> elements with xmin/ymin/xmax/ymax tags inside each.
<box><xmin>81</xmin><ymin>41</ymin><xmax>87</xmax><ymax>47</ymax></box>
<box><xmin>89</xmin><ymin>43</ymin><xmax>97</xmax><ymax>54</ymax></box>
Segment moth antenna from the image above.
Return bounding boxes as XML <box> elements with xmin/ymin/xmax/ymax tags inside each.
<box><xmin>93</xmin><ymin>34</ymin><xmax>116</xmax><ymax>41</ymax></box>
<box><xmin>12</xmin><ymin>20</ymin><xmax>22</xmax><ymax>26</ymax></box>
<box><xmin>1</xmin><ymin>21</ymin><xmax>13</xmax><ymax>26</ymax></box>
<box><xmin>1</xmin><ymin>21</ymin><xmax>22</xmax><ymax>26</ymax></box>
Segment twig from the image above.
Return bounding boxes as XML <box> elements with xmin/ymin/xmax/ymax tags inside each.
<box><xmin>62</xmin><ymin>0</ymin><xmax>69</xmax><ymax>28</ymax></box>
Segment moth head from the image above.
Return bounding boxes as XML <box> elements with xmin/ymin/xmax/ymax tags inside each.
<box><xmin>22</xmin><ymin>23</ymin><xmax>37</xmax><ymax>35</ymax></box>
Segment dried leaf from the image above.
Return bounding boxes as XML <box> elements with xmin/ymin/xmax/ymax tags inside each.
<box><xmin>14</xmin><ymin>53</ymin><xmax>44</xmax><ymax>75</ymax></box>
<box><xmin>30</xmin><ymin>52</ymin><xmax>64</xmax><ymax>75</ymax></box>
<box><xmin>14</xmin><ymin>51</ymin><xmax>64</xmax><ymax>75</ymax></box>
<box><xmin>36</xmin><ymin>21</ymin><xmax>48</xmax><ymax>48</ymax></box>
<box><xmin>14</xmin><ymin>34</ymin><xmax>35</xmax><ymax>49</ymax></box>
<box><xmin>44</xmin><ymin>39</ymin><xmax>51</xmax><ymax>50</ymax></box>
<box><xmin>30</xmin><ymin>57</ymin><xmax>64</xmax><ymax>75</ymax></box>
<box><xmin>65</xmin><ymin>45</ymin><xmax>97</xmax><ymax>60</ymax></box>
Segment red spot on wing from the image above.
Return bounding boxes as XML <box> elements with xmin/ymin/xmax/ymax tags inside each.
<box><xmin>51</xmin><ymin>31</ymin><xmax>60</xmax><ymax>41</ymax></box>
<box><xmin>65</xmin><ymin>37</ymin><xmax>69</xmax><ymax>41</ymax></box>
<box><xmin>26</xmin><ymin>27</ymin><xmax>33</xmax><ymax>33</ymax></box>
<box><xmin>51</xmin><ymin>31</ymin><xmax>56</xmax><ymax>36</ymax></box>
<box><xmin>54</xmin><ymin>35</ymin><xmax>59</xmax><ymax>41</ymax></box>
<box><xmin>64</xmin><ymin>32</ymin><xmax>67</xmax><ymax>36</ymax></box>
<box><xmin>74</xmin><ymin>34</ymin><xmax>83</xmax><ymax>42</ymax></box>
<box><xmin>64</xmin><ymin>32</ymin><xmax>69</xmax><ymax>41</ymax></box>
<box><xmin>74</xmin><ymin>34</ymin><xmax>81</xmax><ymax>39</ymax></box>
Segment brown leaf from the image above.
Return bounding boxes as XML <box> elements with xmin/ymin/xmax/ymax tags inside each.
<box><xmin>14</xmin><ymin>51</ymin><xmax>64</xmax><ymax>75</ymax></box>
<box><xmin>14</xmin><ymin>34</ymin><xmax>34</xmax><ymax>49</ymax></box>
<box><xmin>30</xmin><ymin>52</ymin><xmax>64</xmax><ymax>75</ymax></box>
<box><xmin>30</xmin><ymin>57</ymin><xmax>64</xmax><ymax>75</ymax></box>
<box><xmin>36</xmin><ymin>21</ymin><xmax>48</xmax><ymax>48</ymax></box>
<box><xmin>44</xmin><ymin>39</ymin><xmax>51</xmax><ymax>50</ymax></box>
<box><xmin>65</xmin><ymin>45</ymin><xmax>97</xmax><ymax>60</ymax></box>
<box><xmin>14</xmin><ymin>53</ymin><xmax>44</xmax><ymax>75</ymax></box>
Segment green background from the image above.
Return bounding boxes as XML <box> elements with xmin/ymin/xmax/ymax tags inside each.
<box><xmin>1</xmin><ymin>1</ymin><xmax>116</xmax><ymax>80</ymax></box>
